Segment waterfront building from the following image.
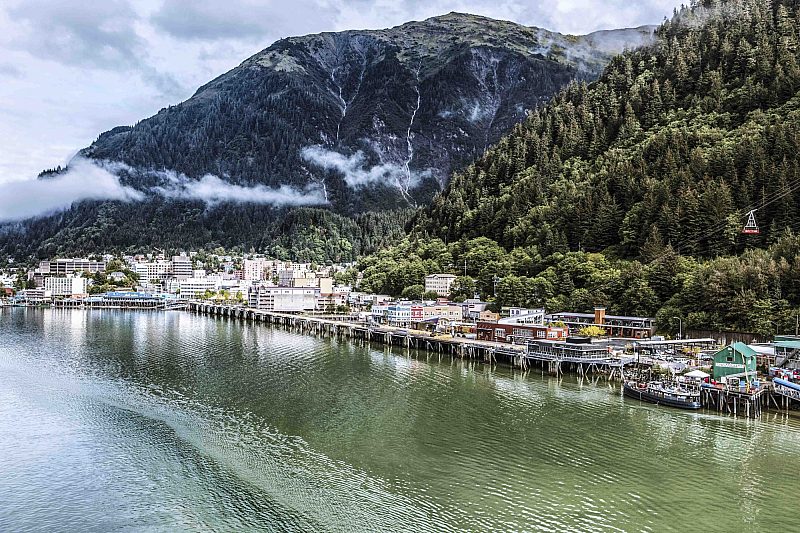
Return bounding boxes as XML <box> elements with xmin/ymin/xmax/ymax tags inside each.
<box><xmin>526</xmin><ymin>337</ymin><xmax>614</xmax><ymax>363</ymax></box>
<box><xmin>387</xmin><ymin>304</ymin><xmax>412</xmax><ymax>326</ymax></box>
<box><xmin>712</xmin><ymin>343</ymin><xmax>758</xmax><ymax>382</ymax></box>
<box><xmin>477</xmin><ymin>317</ymin><xmax>567</xmax><ymax>344</ymax></box>
<box><xmin>547</xmin><ymin>307</ymin><xmax>655</xmax><ymax>339</ymax></box>
<box><xmin>424</xmin><ymin>274</ymin><xmax>457</xmax><ymax>297</ymax></box>
<box><xmin>44</xmin><ymin>275</ymin><xmax>88</xmax><ymax>298</ymax></box>
<box><xmin>461</xmin><ymin>299</ymin><xmax>489</xmax><ymax>320</ymax></box>
<box><xmin>422</xmin><ymin>304</ymin><xmax>462</xmax><ymax>321</ymax></box>
<box><xmin>370</xmin><ymin>304</ymin><xmax>389</xmax><ymax>323</ymax></box>
<box><xmin>316</xmin><ymin>282</ymin><xmax>348</xmax><ymax>311</ymax></box>
<box><xmin>16</xmin><ymin>288</ymin><xmax>50</xmax><ymax>303</ymax></box>
<box><xmin>775</xmin><ymin>336</ymin><xmax>800</xmax><ymax>370</ymax></box>
<box><xmin>84</xmin><ymin>291</ymin><xmax>179</xmax><ymax>309</ymax></box>
<box><xmin>248</xmin><ymin>286</ymin><xmax>318</xmax><ymax>312</ymax></box>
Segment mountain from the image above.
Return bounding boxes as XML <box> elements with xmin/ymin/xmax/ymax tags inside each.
<box><xmin>358</xmin><ymin>0</ymin><xmax>800</xmax><ymax>335</ymax></box>
<box><xmin>0</xmin><ymin>13</ymin><xmax>654</xmax><ymax>262</ymax></box>
<box><xmin>82</xmin><ymin>13</ymin><xmax>654</xmax><ymax>210</ymax></box>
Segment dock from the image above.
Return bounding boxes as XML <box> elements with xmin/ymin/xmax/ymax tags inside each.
<box><xmin>189</xmin><ymin>302</ymin><xmax>526</xmax><ymax>365</ymax></box>
<box><xmin>701</xmin><ymin>384</ymin><xmax>771</xmax><ymax>418</ymax></box>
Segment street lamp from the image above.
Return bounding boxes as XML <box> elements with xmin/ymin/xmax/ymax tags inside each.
<box><xmin>493</xmin><ymin>275</ymin><xmax>501</xmax><ymax>297</ymax></box>
<box><xmin>672</xmin><ymin>316</ymin><xmax>683</xmax><ymax>340</ymax></box>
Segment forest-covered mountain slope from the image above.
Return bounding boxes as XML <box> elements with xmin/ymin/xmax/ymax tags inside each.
<box><xmin>414</xmin><ymin>0</ymin><xmax>800</xmax><ymax>259</ymax></box>
<box><xmin>0</xmin><ymin>13</ymin><xmax>654</xmax><ymax>261</ymax></box>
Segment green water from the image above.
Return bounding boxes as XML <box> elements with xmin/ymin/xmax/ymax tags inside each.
<box><xmin>1</xmin><ymin>308</ymin><xmax>798</xmax><ymax>532</ymax></box>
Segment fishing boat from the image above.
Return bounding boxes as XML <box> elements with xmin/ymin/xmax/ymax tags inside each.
<box><xmin>623</xmin><ymin>380</ymin><xmax>702</xmax><ymax>410</ymax></box>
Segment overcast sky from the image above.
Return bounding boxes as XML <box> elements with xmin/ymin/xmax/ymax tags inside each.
<box><xmin>0</xmin><ymin>0</ymin><xmax>683</xmax><ymax>184</ymax></box>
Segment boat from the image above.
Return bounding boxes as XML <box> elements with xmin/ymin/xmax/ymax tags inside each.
<box><xmin>623</xmin><ymin>380</ymin><xmax>702</xmax><ymax>410</ymax></box>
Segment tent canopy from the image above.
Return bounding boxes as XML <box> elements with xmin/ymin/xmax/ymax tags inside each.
<box><xmin>684</xmin><ymin>369</ymin><xmax>710</xmax><ymax>379</ymax></box>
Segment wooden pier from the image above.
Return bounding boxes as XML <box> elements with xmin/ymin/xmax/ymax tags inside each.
<box><xmin>189</xmin><ymin>302</ymin><xmax>525</xmax><ymax>365</ymax></box>
<box><xmin>700</xmin><ymin>384</ymin><xmax>768</xmax><ymax>418</ymax></box>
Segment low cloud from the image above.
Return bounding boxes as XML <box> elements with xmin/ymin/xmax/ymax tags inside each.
<box><xmin>0</xmin><ymin>157</ymin><xmax>143</xmax><ymax>223</ymax></box>
<box><xmin>301</xmin><ymin>145</ymin><xmax>430</xmax><ymax>190</ymax></box>
<box><xmin>153</xmin><ymin>171</ymin><xmax>328</xmax><ymax>206</ymax></box>
<box><xmin>0</xmin><ymin>158</ymin><xmax>328</xmax><ymax>224</ymax></box>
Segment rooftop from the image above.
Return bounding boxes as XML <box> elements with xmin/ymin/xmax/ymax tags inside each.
<box><xmin>548</xmin><ymin>312</ymin><xmax>654</xmax><ymax>321</ymax></box>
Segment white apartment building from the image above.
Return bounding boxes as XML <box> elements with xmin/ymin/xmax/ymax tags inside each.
<box><xmin>422</xmin><ymin>305</ymin><xmax>463</xmax><ymax>321</ymax></box>
<box><xmin>278</xmin><ymin>269</ymin><xmax>318</xmax><ymax>288</ymax></box>
<box><xmin>243</xmin><ymin>258</ymin><xmax>272</xmax><ymax>281</ymax></box>
<box><xmin>424</xmin><ymin>274</ymin><xmax>457</xmax><ymax>297</ymax></box>
<box><xmin>179</xmin><ymin>276</ymin><xmax>220</xmax><ymax>299</ymax></box>
<box><xmin>37</xmin><ymin>258</ymin><xmax>105</xmax><ymax>275</ymax></box>
<box><xmin>44</xmin><ymin>276</ymin><xmax>88</xmax><ymax>297</ymax></box>
<box><xmin>248</xmin><ymin>286</ymin><xmax>317</xmax><ymax>312</ymax></box>
<box><xmin>135</xmin><ymin>260</ymin><xmax>172</xmax><ymax>282</ymax></box>
<box><xmin>504</xmin><ymin>308</ymin><xmax>545</xmax><ymax>325</ymax></box>
<box><xmin>171</xmin><ymin>255</ymin><xmax>193</xmax><ymax>279</ymax></box>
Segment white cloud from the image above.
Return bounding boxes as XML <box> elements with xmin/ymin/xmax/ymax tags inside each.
<box><xmin>0</xmin><ymin>157</ymin><xmax>143</xmax><ymax>223</ymax></box>
<box><xmin>0</xmin><ymin>157</ymin><xmax>328</xmax><ymax>224</ymax></box>
<box><xmin>153</xmin><ymin>171</ymin><xmax>328</xmax><ymax>206</ymax></box>
<box><xmin>301</xmin><ymin>145</ymin><xmax>430</xmax><ymax>190</ymax></box>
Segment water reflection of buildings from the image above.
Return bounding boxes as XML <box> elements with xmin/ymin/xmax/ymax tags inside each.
<box><xmin>42</xmin><ymin>309</ymin><xmax>89</xmax><ymax>355</ymax></box>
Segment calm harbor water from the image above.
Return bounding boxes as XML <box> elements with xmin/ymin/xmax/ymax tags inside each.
<box><xmin>1</xmin><ymin>308</ymin><xmax>799</xmax><ymax>532</ymax></box>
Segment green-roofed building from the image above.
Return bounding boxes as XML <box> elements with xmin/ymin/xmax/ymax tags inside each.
<box><xmin>712</xmin><ymin>342</ymin><xmax>758</xmax><ymax>382</ymax></box>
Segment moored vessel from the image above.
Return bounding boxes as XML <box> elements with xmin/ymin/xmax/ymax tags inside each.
<box><xmin>623</xmin><ymin>380</ymin><xmax>702</xmax><ymax>410</ymax></box>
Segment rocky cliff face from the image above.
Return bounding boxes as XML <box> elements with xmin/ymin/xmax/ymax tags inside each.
<box><xmin>82</xmin><ymin>13</ymin><xmax>654</xmax><ymax>212</ymax></box>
